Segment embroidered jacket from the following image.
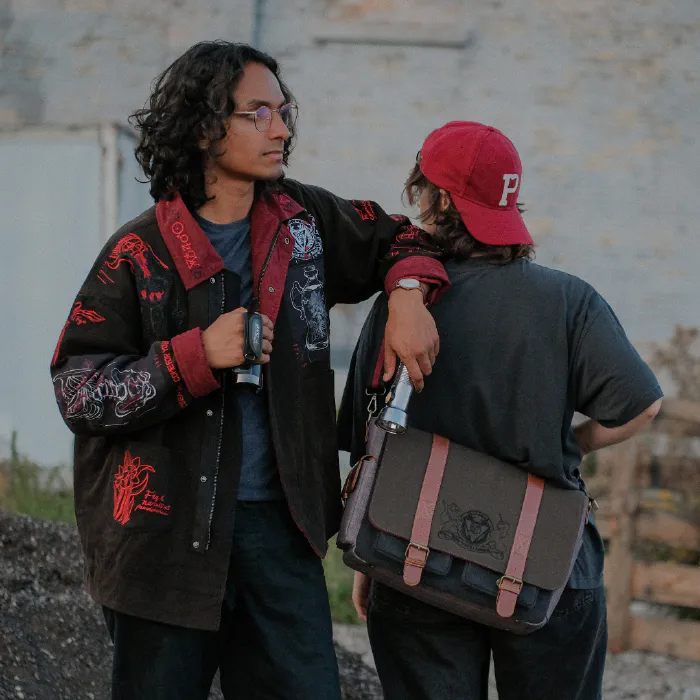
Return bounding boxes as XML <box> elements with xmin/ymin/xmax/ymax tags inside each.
<box><xmin>50</xmin><ymin>179</ymin><xmax>448</xmax><ymax>630</ymax></box>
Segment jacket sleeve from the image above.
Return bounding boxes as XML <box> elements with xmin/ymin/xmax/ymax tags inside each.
<box><xmin>284</xmin><ymin>182</ymin><xmax>449</xmax><ymax>307</ymax></box>
<box><xmin>50</xmin><ymin>238</ymin><xmax>219</xmax><ymax>437</ymax></box>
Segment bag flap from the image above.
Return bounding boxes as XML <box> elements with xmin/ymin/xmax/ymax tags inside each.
<box><xmin>368</xmin><ymin>427</ymin><xmax>588</xmax><ymax>590</ymax></box>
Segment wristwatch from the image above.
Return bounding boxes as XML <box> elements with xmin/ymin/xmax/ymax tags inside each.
<box><xmin>394</xmin><ymin>278</ymin><xmax>422</xmax><ymax>292</ymax></box>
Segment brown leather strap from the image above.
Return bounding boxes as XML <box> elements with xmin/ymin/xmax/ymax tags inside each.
<box><xmin>496</xmin><ymin>473</ymin><xmax>545</xmax><ymax>618</ymax></box>
<box><xmin>403</xmin><ymin>434</ymin><xmax>450</xmax><ymax>587</ymax></box>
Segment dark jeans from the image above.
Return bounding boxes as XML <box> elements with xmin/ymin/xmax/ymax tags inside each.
<box><xmin>367</xmin><ymin>582</ymin><xmax>607</xmax><ymax>700</ymax></box>
<box><xmin>103</xmin><ymin>501</ymin><xmax>341</xmax><ymax>700</ymax></box>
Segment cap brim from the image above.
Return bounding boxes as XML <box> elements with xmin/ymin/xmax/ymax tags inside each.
<box><xmin>453</xmin><ymin>197</ymin><xmax>533</xmax><ymax>246</ymax></box>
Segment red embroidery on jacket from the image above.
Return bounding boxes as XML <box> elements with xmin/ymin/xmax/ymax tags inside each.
<box><xmin>160</xmin><ymin>341</ymin><xmax>188</xmax><ymax>409</ymax></box>
<box><xmin>136</xmin><ymin>489</ymin><xmax>172</xmax><ymax>517</ymax></box>
<box><xmin>170</xmin><ymin>222</ymin><xmax>201</xmax><ymax>271</ymax></box>
<box><xmin>351</xmin><ymin>200</ymin><xmax>377</xmax><ymax>221</ymax></box>
<box><xmin>100</xmin><ymin>233</ymin><xmax>169</xmax><ymax>283</ymax></box>
<box><xmin>113</xmin><ymin>450</ymin><xmax>156</xmax><ymax>525</ymax></box>
<box><xmin>51</xmin><ymin>301</ymin><xmax>106</xmax><ymax>366</ymax></box>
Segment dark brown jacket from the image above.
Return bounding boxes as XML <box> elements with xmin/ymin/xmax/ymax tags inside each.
<box><xmin>50</xmin><ymin>180</ymin><xmax>447</xmax><ymax>630</ymax></box>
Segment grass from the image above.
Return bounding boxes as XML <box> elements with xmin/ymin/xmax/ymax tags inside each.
<box><xmin>323</xmin><ymin>543</ymin><xmax>361</xmax><ymax>624</ymax></box>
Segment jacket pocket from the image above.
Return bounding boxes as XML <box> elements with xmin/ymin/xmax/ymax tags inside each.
<box><xmin>104</xmin><ymin>441</ymin><xmax>176</xmax><ymax>533</ymax></box>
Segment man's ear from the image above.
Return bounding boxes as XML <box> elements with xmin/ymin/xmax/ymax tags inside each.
<box><xmin>439</xmin><ymin>189</ymin><xmax>451</xmax><ymax>212</ymax></box>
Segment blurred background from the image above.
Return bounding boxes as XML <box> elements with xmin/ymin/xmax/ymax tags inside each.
<box><xmin>0</xmin><ymin>0</ymin><xmax>698</xmax><ymax>470</ymax></box>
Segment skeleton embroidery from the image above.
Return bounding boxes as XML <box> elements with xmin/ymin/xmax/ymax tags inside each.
<box><xmin>113</xmin><ymin>450</ymin><xmax>155</xmax><ymax>525</ymax></box>
<box><xmin>438</xmin><ymin>501</ymin><xmax>510</xmax><ymax>561</ymax></box>
<box><xmin>53</xmin><ymin>366</ymin><xmax>157</xmax><ymax>422</ymax></box>
<box><xmin>51</xmin><ymin>301</ymin><xmax>106</xmax><ymax>366</ymax></box>
<box><xmin>288</xmin><ymin>216</ymin><xmax>324</xmax><ymax>262</ymax></box>
<box><xmin>290</xmin><ymin>265</ymin><xmax>329</xmax><ymax>353</ymax></box>
<box><xmin>97</xmin><ymin>233</ymin><xmax>169</xmax><ymax>286</ymax></box>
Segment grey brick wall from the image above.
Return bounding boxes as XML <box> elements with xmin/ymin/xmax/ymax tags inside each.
<box><xmin>1</xmin><ymin>0</ymin><xmax>698</xmax><ymax>353</ymax></box>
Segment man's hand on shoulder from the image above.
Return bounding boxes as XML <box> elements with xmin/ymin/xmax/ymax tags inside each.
<box><xmin>202</xmin><ymin>308</ymin><xmax>274</xmax><ymax>369</ymax></box>
<box><xmin>384</xmin><ymin>285</ymin><xmax>438</xmax><ymax>392</ymax></box>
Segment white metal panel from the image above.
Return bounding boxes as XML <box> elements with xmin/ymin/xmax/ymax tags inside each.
<box><xmin>0</xmin><ymin>128</ymin><xmax>102</xmax><ymax>466</ymax></box>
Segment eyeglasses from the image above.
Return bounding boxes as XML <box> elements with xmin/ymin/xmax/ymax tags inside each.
<box><xmin>232</xmin><ymin>103</ymin><xmax>298</xmax><ymax>132</ymax></box>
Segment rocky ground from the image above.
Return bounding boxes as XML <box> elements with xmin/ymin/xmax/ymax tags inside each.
<box><xmin>1</xmin><ymin>510</ymin><xmax>700</xmax><ymax>700</ymax></box>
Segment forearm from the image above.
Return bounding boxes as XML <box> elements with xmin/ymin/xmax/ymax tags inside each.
<box><xmin>574</xmin><ymin>398</ymin><xmax>663</xmax><ymax>456</ymax></box>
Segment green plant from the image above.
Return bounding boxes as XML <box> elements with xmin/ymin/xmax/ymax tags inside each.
<box><xmin>323</xmin><ymin>544</ymin><xmax>361</xmax><ymax>624</ymax></box>
<box><xmin>0</xmin><ymin>431</ymin><xmax>74</xmax><ymax>523</ymax></box>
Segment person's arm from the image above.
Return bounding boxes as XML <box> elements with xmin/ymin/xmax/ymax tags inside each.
<box><xmin>283</xmin><ymin>182</ymin><xmax>449</xmax><ymax>389</ymax></box>
<box><xmin>50</xmin><ymin>232</ymin><xmax>246</xmax><ymax>437</ymax></box>
<box><xmin>572</xmin><ymin>293</ymin><xmax>664</xmax><ymax>456</ymax></box>
<box><xmin>574</xmin><ymin>398</ymin><xmax>662</xmax><ymax>456</ymax></box>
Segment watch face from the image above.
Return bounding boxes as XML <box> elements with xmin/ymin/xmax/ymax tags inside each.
<box><xmin>397</xmin><ymin>278</ymin><xmax>421</xmax><ymax>290</ymax></box>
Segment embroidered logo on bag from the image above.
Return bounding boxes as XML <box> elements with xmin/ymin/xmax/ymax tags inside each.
<box><xmin>113</xmin><ymin>450</ymin><xmax>170</xmax><ymax>525</ymax></box>
<box><xmin>438</xmin><ymin>501</ymin><xmax>510</xmax><ymax>560</ymax></box>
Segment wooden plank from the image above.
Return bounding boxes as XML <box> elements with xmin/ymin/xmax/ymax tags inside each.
<box><xmin>632</xmin><ymin>561</ymin><xmax>700</xmax><ymax>608</ymax></box>
<box><xmin>605</xmin><ymin>439</ymin><xmax>639</xmax><ymax>653</ymax></box>
<box><xmin>658</xmin><ymin>398</ymin><xmax>700</xmax><ymax>427</ymax></box>
<box><xmin>635</xmin><ymin>511</ymin><xmax>700</xmax><ymax>551</ymax></box>
<box><xmin>629</xmin><ymin>615</ymin><xmax>700</xmax><ymax>662</ymax></box>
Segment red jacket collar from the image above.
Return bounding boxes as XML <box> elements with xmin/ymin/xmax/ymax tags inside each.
<box><xmin>156</xmin><ymin>189</ymin><xmax>304</xmax><ymax>291</ymax></box>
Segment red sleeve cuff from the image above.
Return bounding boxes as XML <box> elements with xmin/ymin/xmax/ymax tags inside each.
<box><xmin>384</xmin><ymin>257</ymin><xmax>451</xmax><ymax>305</ymax></box>
<box><xmin>171</xmin><ymin>328</ymin><xmax>220</xmax><ymax>398</ymax></box>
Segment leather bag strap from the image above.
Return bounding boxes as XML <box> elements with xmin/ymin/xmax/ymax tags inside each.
<box><xmin>403</xmin><ymin>434</ymin><xmax>450</xmax><ymax>586</ymax></box>
<box><xmin>496</xmin><ymin>473</ymin><xmax>545</xmax><ymax>618</ymax></box>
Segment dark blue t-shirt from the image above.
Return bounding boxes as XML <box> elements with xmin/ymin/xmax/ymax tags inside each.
<box><xmin>193</xmin><ymin>211</ymin><xmax>283</xmax><ymax>501</ymax></box>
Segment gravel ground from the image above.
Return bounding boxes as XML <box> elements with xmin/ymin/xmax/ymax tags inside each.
<box><xmin>1</xmin><ymin>510</ymin><xmax>699</xmax><ymax>700</ymax></box>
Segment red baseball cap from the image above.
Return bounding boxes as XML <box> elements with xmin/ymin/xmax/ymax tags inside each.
<box><xmin>418</xmin><ymin>121</ymin><xmax>533</xmax><ymax>246</ymax></box>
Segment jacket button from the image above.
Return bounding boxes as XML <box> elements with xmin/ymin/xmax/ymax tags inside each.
<box><xmin>206</xmin><ymin>409</ymin><xmax>213</xmax><ymax>417</ymax></box>
<box><xmin>200</xmin><ymin>475</ymin><xmax>207</xmax><ymax>483</ymax></box>
<box><xmin>192</xmin><ymin>541</ymin><xmax>200</xmax><ymax>549</ymax></box>
<box><xmin>268</xmin><ymin>286</ymin><xmax>275</xmax><ymax>293</ymax></box>
<box><xmin>284</xmin><ymin>237</ymin><xmax>290</xmax><ymax>245</ymax></box>
<box><xmin>209</xmin><ymin>277</ymin><xmax>216</xmax><ymax>284</ymax></box>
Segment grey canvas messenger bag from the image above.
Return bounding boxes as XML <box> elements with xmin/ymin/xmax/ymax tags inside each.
<box><xmin>337</xmin><ymin>412</ymin><xmax>592</xmax><ymax>634</ymax></box>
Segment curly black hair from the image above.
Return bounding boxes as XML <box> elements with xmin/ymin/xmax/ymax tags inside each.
<box><xmin>129</xmin><ymin>41</ymin><xmax>296</xmax><ymax>210</ymax></box>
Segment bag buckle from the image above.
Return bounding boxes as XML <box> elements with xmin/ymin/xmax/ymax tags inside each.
<box><xmin>496</xmin><ymin>575</ymin><xmax>523</xmax><ymax>594</ymax></box>
<box><xmin>405</xmin><ymin>542</ymin><xmax>430</xmax><ymax>568</ymax></box>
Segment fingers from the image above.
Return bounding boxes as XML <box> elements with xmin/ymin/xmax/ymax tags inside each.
<box><xmin>262</xmin><ymin>339</ymin><xmax>273</xmax><ymax>356</ymax></box>
<box><xmin>383</xmin><ymin>348</ymin><xmax>397</xmax><ymax>384</ymax></box>
<box><xmin>262</xmin><ymin>325</ymin><xmax>274</xmax><ymax>343</ymax></box>
<box><xmin>417</xmin><ymin>352</ymin><xmax>433</xmax><ymax>379</ymax></box>
<box><xmin>403</xmin><ymin>358</ymin><xmax>425</xmax><ymax>393</ymax></box>
<box><xmin>261</xmin><ymin>314</ymin><xmax>274</xmax><ymax>331</ymax></box>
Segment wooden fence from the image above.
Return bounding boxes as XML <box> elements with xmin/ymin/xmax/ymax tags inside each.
<box><xmin>589</xmin><ymin>399</ymin><xmax>700</xmax><ymax>661</ymax></box>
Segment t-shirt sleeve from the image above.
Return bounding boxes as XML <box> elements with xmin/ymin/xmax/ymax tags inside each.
<box><xmin>572</xmin><ymin>295</ymin><xmax>663</xmax><ymax>427</ymax></box>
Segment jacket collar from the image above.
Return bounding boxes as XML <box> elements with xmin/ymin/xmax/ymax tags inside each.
<box><xmin>156</xmin><ymin>189</ymin><xmax>304</xmax><ymax>291</ymax></box>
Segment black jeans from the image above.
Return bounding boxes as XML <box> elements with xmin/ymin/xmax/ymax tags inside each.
<box><xmin>103</xmin><ymin>501</ymin><xmax>341</xmax><ymax>700</ymax></box>
<box><xmin>367</xmin><ymin>582</ymin><xmax>607</xmax><ymax>700</ymax></box>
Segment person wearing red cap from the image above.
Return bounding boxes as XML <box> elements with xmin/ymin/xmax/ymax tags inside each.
<box><xmin>338</xmin><ymin>121</ymin><xmax>663</xmax><ymax>700</ymax></box>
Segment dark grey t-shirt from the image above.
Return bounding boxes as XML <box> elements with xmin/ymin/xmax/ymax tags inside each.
<box><xmin>404</xmin><ymin>258</ymin><xmax>662</xmax><ymax>588</ymax></box>
<box><xmin>193</xmin><ymin>211</ymin><xmax>283</xmax><ymax>502</ymax></box>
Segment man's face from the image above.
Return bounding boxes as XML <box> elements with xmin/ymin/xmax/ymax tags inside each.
<box><xmin>208</xmin><ymin>62</ymin><xmax>290</xmax><ymax>182</ymax></box>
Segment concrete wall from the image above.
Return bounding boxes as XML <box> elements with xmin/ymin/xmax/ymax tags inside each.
<box><xmin>1</xmin><ymin>0</ymin><xmax>698</xmax><ymax>353</ymax></box>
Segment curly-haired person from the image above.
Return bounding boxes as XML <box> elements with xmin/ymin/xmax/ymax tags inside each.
<box><xmin>50</xmin><ymin>41</ymin><xmax>450</xmax><ymax>700</ymax></box>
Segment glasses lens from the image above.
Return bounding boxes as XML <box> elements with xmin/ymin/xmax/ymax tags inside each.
<box><xmin>280</xmin><ymin>104</ymin><xmax>298</xmax><ymax>129</ymax></box>
<box><xmin>254</xmin><ymin>106</ymin><xmax>273</xmax><ymax>132</ymax></box>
